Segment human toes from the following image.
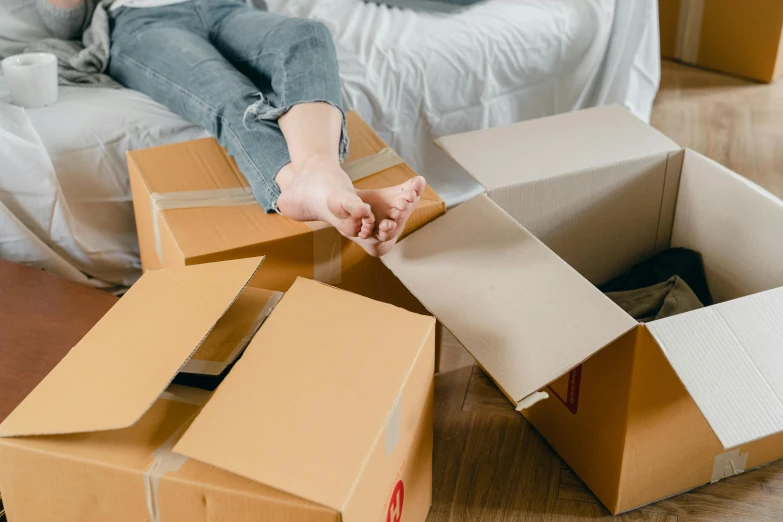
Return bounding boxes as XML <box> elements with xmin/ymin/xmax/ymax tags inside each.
<box><xmin>406</xmin><ymin>176</ymin><xmax>426</xmax><ymax>197</ymax></box>
<box><xmin>359</xmin><ymin>215</ymin><xmax>375</xmax><ymax>240</ymax></box>
<box><xmin>376</xmin><ymin>218</ymin><xmax>399</xmax><ymax>242</ymax></box>
<box><xmin>336</xmin><ymin>195</ymin><xmax>372</xmax><ymax>237</ymax></box>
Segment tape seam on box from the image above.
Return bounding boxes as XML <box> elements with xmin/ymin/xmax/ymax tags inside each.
<box><xmin>145</xmin><ymin>387</ymin><xmax>211</xmax><ymax>522</ymax></box>
<box><xmin>385</xmin><ymin>393</ymin><xmax>403</xmax><ymax>457</ymax></box>
<box><xmin>150</xmin><ymin>187</ymin><xmax>257</xmax><ymax>263</ymax></box>
<box><xmin>515</xmin><ymin>390</ymin><xmax>549</xmax><ymax>412</ymax></box>
<box><xmin>181</xmin><ymin>291</ymin><xmax>283</xmax><ymax>376</ymax></box>
<box><xmin>148</xmin><ymin>147</ymin><xmax>403</xmax><ymax>269</ymax></box>
<box><xmin>343</xmin><ymin>147</ymin><xmax>404</xmax><ymax>182</ymax></box>
<box><xmin>711</xmin><ymin>448</ymin><xmax>748</xmax><ymax>483</ymax></box>
<box><xmin>306</xmin><ymin>221</ymin><xmax>343</xmax><ymax>285</ymax></box>
<box><xmin>675</xmin><ymin>0</ymin><xmax>704</xmax><ymax>62</ymax></box>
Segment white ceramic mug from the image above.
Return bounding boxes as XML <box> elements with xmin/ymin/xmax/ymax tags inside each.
<box><xmin>1</xmin><ymin>52</ymin><xmax>58</xmax><ymax>109</ymax></box>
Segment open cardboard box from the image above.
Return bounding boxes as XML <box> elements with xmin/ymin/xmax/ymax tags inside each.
<box><xmin>381</xmin><ymin>105</ymin><xmax>783</xmax><ymax>513</ymax></box>
<box><xmin>0</xmin><ymin>258</ymin><xmax>435</xmax><ymax>522</ymax></box>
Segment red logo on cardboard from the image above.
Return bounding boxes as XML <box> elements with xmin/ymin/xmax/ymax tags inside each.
<box><xmin>548</xmin><ymin>364</ymin><xmax>582</xmax><ymax>414</ymax></box>
<box><xmin>387</xmin><ymin>480</ymin><xmax>404</xmax><ymax>522</ymax></box>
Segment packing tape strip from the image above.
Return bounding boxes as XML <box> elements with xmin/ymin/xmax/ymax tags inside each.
<box><xmin>150</xmin><ymin>186</ymin><xmax>257</xmax><ymax>263</ymax></box>
<box><xmin>342</xmin><ymin>147</ymin><xmax>404</xmax><ymax>182</ymax></box>
<box><xmin>149</xmin><ymin>147</ymin><xmax>403</xmax><ymax>272</ymax></box>
<box><xmin>515</xmin><ymin>390</ymin><xmax>549</xmax><ymax>412</ymax></box>
<box><xmin>711</xmin><ymin>448</ymin><xmax>749</xmax><ymax>483</ymax></box>
<box><xmin>674</xmin><ymin>0</ymin><xmax>704</xmax><ymax>63</ymax></box>
<box><xmin>181</xmin><ymin>291</ymin><xmax>283</xmax><ymax>375</ymax></box>
<box><xmin>306</xmin><ymin>221</ymin><xmax>343</xmax><ymax>285</ymax></box>
<box><xmin>144</xmin><ymin>386</ymin><xmax>211</xmax><ymax>522</ymax></box>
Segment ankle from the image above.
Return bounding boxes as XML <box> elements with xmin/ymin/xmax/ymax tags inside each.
<box><xmin>294</xmin><ymin>153</ymin><xmax>339</xmax><ymax>175</ymax></box>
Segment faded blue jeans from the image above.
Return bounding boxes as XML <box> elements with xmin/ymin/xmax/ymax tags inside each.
<box><xmin>108</xmin><ymin>0</ymin><xmax>347</xmax><ymax>212</ymax></box>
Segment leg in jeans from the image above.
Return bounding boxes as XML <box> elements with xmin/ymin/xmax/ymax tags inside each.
<box><xmin>202</xmin><ymin>0</ymin><xmax>427</xmax><ymax>255</ymax></box>
<box><xmin>109</xmin><ymin>1</ymin><xmax>425</xmax><ymax>256</ymax></box>
<box><xmin>109</xmin><ymin>4</ymin><xmax>287</xmax><ymax>213</ymax></box>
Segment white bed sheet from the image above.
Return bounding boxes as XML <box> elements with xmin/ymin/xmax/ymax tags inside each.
<box><xmin>267</xmin><ymin>0</ymin><xmax>661</xmax><ymax>206</ymax></box>
<box><xmin>0</xmin><ymin>79</ymin><xmax>207</xmax><ymax>289</ymax></box>
<box><xmin>0</xmin><ymin>0</ymin><xmax>661</xmax><ymax>288</ymax></box>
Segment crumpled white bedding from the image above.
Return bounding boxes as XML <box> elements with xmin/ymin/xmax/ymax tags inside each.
<box><xmin>0</xmin><ymin>79</ymin><xmax>206</xmax><ymax>289</ymax></box>
<box><xmin>0</xmin><ymin>0</ymin><xmax>661</xmax><ymax>288</ymax></box>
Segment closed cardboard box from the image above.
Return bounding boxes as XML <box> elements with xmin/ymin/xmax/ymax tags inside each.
<box><xmin>660</xmin><ymin>0</ymin><xmax>783</xmax><ymax>82</ymax></box>
<box><xmin>381</xmin><ymin>105</ymin><xmax>783</xmax><ymax>513</ymax></box>
<box><xmin>127</xmin><ymin>112</ymin><xmax>445</xmax><ymax>314</ymax></box>
<box><xmin>0</xmin><ymin>258</ymin><xmax>435</xmax><ymax>521</ymax></box>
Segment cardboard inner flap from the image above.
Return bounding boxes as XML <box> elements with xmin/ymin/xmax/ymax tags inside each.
<box><xmin>0</xmin><ymin>257</ymin><xmax>264</xmax><ymax>437</ymax></box>
<box><xmin>647</xmin><ymin>287</ymin><xmax>783</xmax><ymax>449</ymax></box>
<box><xmin>182</xmin><ymin>287</ymin><xmax>283</xmax><ymax>376</ymax></box>
<box><xmin>434</xmin><ymin>105</ymin><xmax>679</xmax><ymax>191</ymax></box>
<box><xmin>173</xmin><ymin>277</ymin><xmax>435</xmax><ymax>511</ymax></box>
<box><xmin>670</xmin><ymin>150</ymin><xmax>783</xmax><ymax>303</ymax></box>
<box><xmin>382</xmin><ymin>194</ymin><xmax>637</xmax><ymax>404</ymax></box>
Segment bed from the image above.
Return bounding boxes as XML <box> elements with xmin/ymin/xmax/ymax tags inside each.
<box><xmin>0</xmin><ymin>0</ymin><xmax>662</xmax><ymax>289</ymax></box>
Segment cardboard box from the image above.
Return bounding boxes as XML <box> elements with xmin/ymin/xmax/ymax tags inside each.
<box><xmin>0</xmin><ymin>257</ymin><xmax>435</xmax><ymax>522</ymax></box>
<box><xmin>127</xmin><ymin>112</ymin><xmax>445</xmax><ymax>315</ymax></box>
<box><xmin>380</xmin><ymin>105</ymin><xmax>783</xmax><ymax>513</ymax></box>
<box><xmin>659</xmin><ymin>0</ymin><xmax>783</xmax><ymax>82</ymax></box>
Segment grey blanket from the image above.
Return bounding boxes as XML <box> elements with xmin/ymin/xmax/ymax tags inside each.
<box><xmin>28</xmin><ymin>0</ymin><xmax>266</xmax><ymax>89</ymax></box>
<box><xmin>27</xmin><ymin>0</ymin><xmax>118</xmax><ymax>88</ymax></box>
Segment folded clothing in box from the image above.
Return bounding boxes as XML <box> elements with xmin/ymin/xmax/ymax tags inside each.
<box><xmin>378</xmin><ymin>105</ymin><xmax>783</xmax><ymax>513</ymax></box>
<box><xmin>127</xmin><ymin>112</ymin><xmax>445</xmax><ymax>316</ymax></box>
<box><xmin>0</xmin><ymin>257</ymin><xmax>435</xmax><ymax>522</ymax></box>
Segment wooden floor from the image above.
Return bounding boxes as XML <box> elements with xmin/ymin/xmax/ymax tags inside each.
<box><xmin>429</xmin><ymin>60</ymin><xmax>783</xmax><ymax>521</ymax></box>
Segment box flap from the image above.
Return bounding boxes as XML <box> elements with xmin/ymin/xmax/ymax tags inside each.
<box><xmin>181</xmin><ymin>287</ymin><xmax>283</xmax><ymax>376</ymax></box>
<box><xmin>435</xmin><ymin>105</ymin><xmax>680</xmax><ymax>191</ymax></box>
<box><xmin>670</xmin><ymin>149</ymin><xmax>783</xmax><ymax>303</ymax></box>
<box><xmin>647</xmin><ymin>287</ymin><xmax>783</xmax><ymax>449</ymax></box>
<box><xmin>173</xmin><ymin>278</ymin><xmax>435</xmax><ymax>511</ymax></box>
<box><xmin>382</xmin><ymin>194</ymin><xmax>637</xmax><ymax>404</ymax></box>
<box><xmin>0</xmin><ymin>257</ymin><xmax>263</xmax><ymax>438</ymax></box>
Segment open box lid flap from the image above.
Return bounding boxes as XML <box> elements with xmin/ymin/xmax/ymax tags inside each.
<box><xmin>382</xmin><ymin>194</ymin><xmax>637</xmax><ymax>404</ymax></box>
<box><xmin>647</xmin><ymin>287</ymin><xmax>783</xmax><ymax>449</ymax></box>
<box><xmin>434</xmin><ymin>105</ymin><xmax>680</xmax><ymax>191</ymax></box>
<box><xmin>173</xmin><ymin>277</ymin><xmax>436</xmax><ymax>511</ymax></box>
<box><xmin>0</xmin><ymin>257</ymin><xmax>264</xmax><ymax>438</ymax></box>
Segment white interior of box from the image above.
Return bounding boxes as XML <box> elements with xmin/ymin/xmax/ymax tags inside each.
<box><xmin>669</xmin><ymin>150</ymin><xmax>783</xmax><ymax>303</ymax></box>
<box><xmin>426</xmin><ymin>105</ymin><xmax>783</xmax><ymax>449</ymax></box>
<box><xmin>513</xmin><ymin>147</ymin><xmax>783</xmax><ymax>449</ymax></box>
<box><xmin>508</xmin><ymin>149</ymin><xmax>783</xmax><ymax>306</ymax></box>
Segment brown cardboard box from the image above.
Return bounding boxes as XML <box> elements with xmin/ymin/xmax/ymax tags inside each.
<box><xmin>0</xmin><ymin>258</ymin><xmax>435</xmax><ymax>522</ymax></box>
<box><xmin>380</xmin><ymin>105</ymin><xmax>783</xmax><ymax>513</ymax></box>
<box><xmin>659</xmin><ymin>0</ymin><xmax>783</xmax><ymax>82</ymax></box>
<box><xmin>127</xmin><ymin>112</ymin><xmax>445</xmax><ymax>314</ymax></box>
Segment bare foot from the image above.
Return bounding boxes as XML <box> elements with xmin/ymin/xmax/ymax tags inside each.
<box><xmin>355</xmin><ymin>176</ymin><xmax>427</xmax><ymax>257</ymax></box>
<box><xmin>277</xmin><ymin>159</ymin><xmax>375</xmax><ymax>239</ymax></box>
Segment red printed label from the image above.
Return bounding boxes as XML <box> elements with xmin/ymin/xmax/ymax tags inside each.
<box><xmin>548</xmin><ymin>364</ymin><xmax>582</xmax><ymax>414</ymax></box>
<box><xmin>386</xmin><ymin>480</ymin><xmax>404</xmax><ymax>522</ymax></box>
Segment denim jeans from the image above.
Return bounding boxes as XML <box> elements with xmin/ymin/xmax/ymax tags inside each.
<box><xmin>108</xmin><ymin>0</ymin><xmax>347</xmax><ymax>212</ymax></box>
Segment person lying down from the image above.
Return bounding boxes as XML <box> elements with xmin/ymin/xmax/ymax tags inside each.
<box><xmin>37</xmin><ymin>0</ymin><xmax>426</xmax><ymax>257</ymax></box>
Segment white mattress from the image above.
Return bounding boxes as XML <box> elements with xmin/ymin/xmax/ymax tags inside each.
<box><xmin>0</xmin><ymin>0</ymin><xmax>661</xmax><ymax>288</ymax></box>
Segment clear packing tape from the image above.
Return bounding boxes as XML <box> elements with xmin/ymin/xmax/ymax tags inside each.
<box><xmin>144</xmin><ymin>385</ymin><xmax>212</xmax><ymax>522</ymax></box>
<box><xmin>149</xmin><ymin>147</ymin><xmax>406</xmax><ymax>283</ymax></box>
<box><xmin>673</xmin><ymin>0</ymin><xmax>704</xmax><ymax>63</ymax></box>
<box><xmin>180</xmin><ymin>290</ymin><xmax>283</xmax><ymax>376</ymax></box>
